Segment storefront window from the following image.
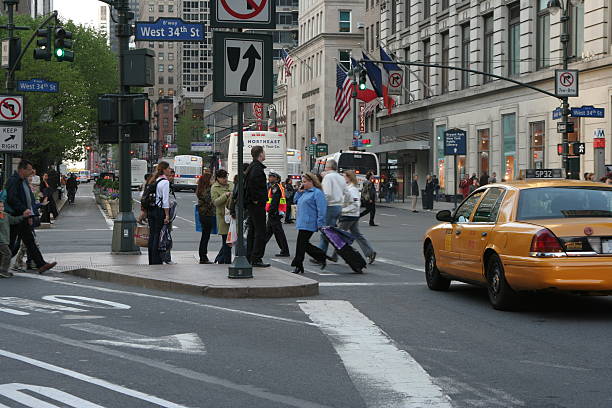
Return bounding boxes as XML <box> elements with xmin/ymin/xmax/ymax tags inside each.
<box><xmin>478</xmin><ymin>128</ymin><xmax>490</xmax><ymax>176</ymax></box>
<box><xmin>530</xmin><ymin>121</ymin><xmax>545</xmax><ymax>169</ymax></box>
<box><xmin>502</xmin><ymin>113</ymin><xmax>516</xmax><ymax>181</ymax></box>
<box><xmin>436</xmin><ymin>125</ymin><xmax>446</xmax><ymax>191</ymax></box>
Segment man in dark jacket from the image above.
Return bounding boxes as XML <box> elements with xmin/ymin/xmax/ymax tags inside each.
<box><xmin>66</xmin><ymin>174</ymin><xmax>78</xmax><ymax>204</ymax></box>
<box><xmin>6</xmin><ymin>160</ymin><xmax>56</xmax><ymax>274</ymax></box>
<box><xmin>411</xmin><ymin>174</ymin><xmax>419</xmax><ymax>213</ymax></box>
<box><xmin>264</xmin><ymin>172</ymin><xmax>290</xmax><ymax>257</ymax></box>
<box><xmin>244</xmin><ymin>146</ymin><xmax>269</xmax><ymax>267</ymax></box>
<box><xmin>359</xmin><ymin>171</ymin><xmax>378</xmax><ymax>226</ymax></box>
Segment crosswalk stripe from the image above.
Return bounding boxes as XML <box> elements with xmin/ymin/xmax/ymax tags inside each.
<box><xmin>376</xmin><ymin>257</ymin><xmax>425</xmax><ymax>272</ymax></box>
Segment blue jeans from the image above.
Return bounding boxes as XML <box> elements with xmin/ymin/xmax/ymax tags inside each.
<box><xmin>318</xmin><ymin>205</ymin><xmax>342</xmax><ymax>254</ymax></box>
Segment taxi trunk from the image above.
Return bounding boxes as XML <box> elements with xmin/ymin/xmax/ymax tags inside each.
<box><xmin>525</xmin><ymin>218</ymin><xmax>612</xmax><ymax>255</ymax></box>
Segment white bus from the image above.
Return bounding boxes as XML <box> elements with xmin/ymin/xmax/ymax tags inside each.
<box><xmin>286</xmin><ymin>149</ymin><xmax>302</xmax><ymax>182</ymax></box>
<box><xmin>313</xmin><ymin>150</ymin><xmax>380</xmax><ymax>190</ymax></box>
<box><xmin>131</xmin><ymin>159</ymin><xmax>148</xmax><ymax>190</ymax></box>
<box><xmin>226</xmin><ymin>131</ymin><xmax>287</xmax><ymax>181</ymax></box>
<box><xmin>173</xmin><ymin>155</ymin><xmax>203</xmax><ymax>191</ymax></box>
<box><xmin>78</xmin><ymin>170</ymin><xmax>91</xmax><ymax>183</ymax></box>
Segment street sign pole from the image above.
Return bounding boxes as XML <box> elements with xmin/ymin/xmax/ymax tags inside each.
<box><xmin>111</xmin><ymin>0</ymin><xmax>140</xmax><ymax>254</ymax></box>
<box><xmin>454</xmin><ymin>154</ymin><xmax>458</xmax><ymax>209</ymax></box>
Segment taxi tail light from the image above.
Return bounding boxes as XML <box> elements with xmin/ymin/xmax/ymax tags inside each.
<box><xmin>530</xmin><ymin>229</ymin><xmax>564</xmax><ymax>254</ymax></box>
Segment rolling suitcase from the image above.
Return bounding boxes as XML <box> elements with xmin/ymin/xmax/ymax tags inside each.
<box><xmin>320</xmin><ymin>227</ymin><xmax>367</xmax><ymax>274</ymax></box>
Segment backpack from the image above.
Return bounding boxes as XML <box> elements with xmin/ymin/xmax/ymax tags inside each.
<box><xmin>141</xmin><ymin>179</ymin><xmax>161</xmax><ymax>209</ymax></box>
<box><xmin>360</xmin><ymin>180</ymin><xmax>371</xmax><ymax>202</ymax></box>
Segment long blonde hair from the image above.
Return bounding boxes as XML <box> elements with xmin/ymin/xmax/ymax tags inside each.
<box><xmin>303</xmin><ymin>172</ymin><xmax>322</xmax><ymax>190</ymax></box>
<box><xmin>343</xmin><ymin>170</ymin><xmax>358</xmax><ymax>186</ymax></box>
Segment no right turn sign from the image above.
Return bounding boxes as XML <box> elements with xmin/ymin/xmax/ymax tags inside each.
<box><xmin>555</xmin><ymin>69</ymin><xmax>579</xmax><ymax>97</ymax></box>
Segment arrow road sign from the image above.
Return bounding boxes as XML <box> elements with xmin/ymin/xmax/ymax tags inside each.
<box><xmin>211</xmin><ymin>0</ymin><xmax>276</xmax><ymax>28</ymax></box>
<box><xmin>0</xmin><ymin>126</ymin><xmax>22</xmax><ymax>152</ymax></box>
<box><xmin>0</xmin><ymin>95</ymin><xmax>23</xmax><ymax>121</ymax></box>
<box><xmin>213</xmin><ymin>32</ymin><xmax>273</xmax><ymax>103</ymax></box>
<box><xmin>135</xmin><ymin>18</ymin><xmax>205</xmax><ymax>42</ymax></box>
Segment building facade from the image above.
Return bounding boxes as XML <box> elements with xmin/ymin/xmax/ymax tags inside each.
<box><xmin>285</xmin><ymin>0</ymin><xmax>365</xmax><ymax>169</ymax></box>
<box><xmin>11</xmin><ymin>0</ymin><xmax>53</xmax><ymax>18</ymax></box>
<box><xmin>376</xmin><ymin>0</ymin><xmax>611</xmax><ymax>199</ymax></box>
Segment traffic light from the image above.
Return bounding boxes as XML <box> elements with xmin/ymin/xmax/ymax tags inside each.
<box><xmin>33</xmin><ymin>28</ymin><xmax>51</xmax><ymax>61</ymax></box>
<box><xmin>164</xmin><ymin>144</ymin><xmax>170</xmax><ymax>149</ymax></box>
<box><xmin>362</xmin><ymin>138</ymin><xmax>372</xmax><ymax>147</ymax></box>
<box><xmin>205</xmin><ymin>129</ymin><xmax>211</xmax><ymax>140</ymax></box>
<box><xmin>85</xmin><ymin>146</ymin><xmax>91</xmax><ymax>151</ymax></box>
<box><xmin>358</xmin><ymin>69</ymin><xmax>367</xmax><ymax>90</ymax></box>
<box><xmin>54</xmin><ymin>27</ymin><xmax>74</xmax><ymax>62</ymax></box>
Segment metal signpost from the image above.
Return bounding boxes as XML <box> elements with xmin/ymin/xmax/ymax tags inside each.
<box><xmin>135</xmin><ymin>18</ymin><xmax>205</xmax><ymax>42</ymax></box>
<box><xmin>16</xmin><ymin>78</ymin><xmax>59</xmax><ymax>93</ymax></box>
<box><xmin>212</xmin><ymin>8</ymin><xmax>274</xmax><ymax>279</ymax></box>
<box><xmin>444</xmin><ymin>129</ymin><xmax>467</xmax><ymax>209</ymax></box>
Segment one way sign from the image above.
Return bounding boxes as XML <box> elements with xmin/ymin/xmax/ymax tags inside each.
<box><xmin>213</xmin><ymin>32</ymin><xmax>273</xmax><ymax>103</ymax></box>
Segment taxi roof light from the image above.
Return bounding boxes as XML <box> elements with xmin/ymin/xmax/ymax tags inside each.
<box><xmin>530</xmin><ymin>229</ymin><xmax>565</xmax><ymax>255</ymax></box>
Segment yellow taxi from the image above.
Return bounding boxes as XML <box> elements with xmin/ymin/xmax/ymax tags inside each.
<box><xmin>423</xmin><ymin>170</ymin><xmax>612</xmax><ymax>310</ymax></box>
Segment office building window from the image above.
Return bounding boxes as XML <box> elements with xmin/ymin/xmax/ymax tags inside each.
<box><xmin>168</xmin><ymin>64</ymin><xmax>174</xmax><ymax>72</ymax></box>
<box><xmin>508</xmin><ymin>3</ymin><xmax>520</xmax><ymax>76</ymax></box>
<box><xmin>478</xmin><ymin>129</ymin><xmax>490</xmax><ymax>176</ymax></box>
<box><xmin>423</xmin><ymin>39</ymin><xmax>431</xmax><ymax>98</ymax></box>
<box><xmin>404</xmin><ymin>0</ymin><xmax>411</xmax><ymax>28</ymax></box>
<box><xmin>158</xmin><ymin>4</ymin><xmax>164</xmax><ymax>12</ymax></box>
<box><xmin>168</xmin><ymin>52</ymin><xmax>174</xmax><ymax>60</ymax></box>
<box><xmin>159</xmin><ymin>88</ymin><xmax>164</xmax><ymax>96</ymax></box>
<box><xmin>423</xmin><ymin>0</ymin><xmax>430</xmax><ymax>19</ymax></box>
<box><xmin>158</xmin><ymin>64</ymin><xmax>164</xmax><ymax>72</ymax></box>
<box><xmin>148</xmin><ymin>88</ymin><xmax>154</xmax><ymax>96</ymax></box>
<box><xmin>158</xmin><ymin>52</ymin><xmax>164</xmax><ymax>60</ymax></box>
<box><xmin>339</xmin><ymin>50</ymin><xmax>351</xmax><ymax>70</ymax></box>
<box><xmin>168</xmin><ymin>4</ymin><xmax>174</xmax><ymax>12</ymax></box>
<box><xmin>502</xmin><ymin>113</ymin><xmax>516</xmax><ymax>181</ymax></box>
<box><xmin>159</xmin><ymin>76</ymin><xmax>164</xmax><ymax>84</ymax></box>
<box><xmin>537</xmin><ymin>0</ymin><xmax>550</xmax><ymax>70</ymax></box>
<box><xmin>391</xmin><ymin>0</ymin><xmax>397</xmax><ymax>34</ymax></box>
<box><xmin>339</xmin><ymin>11</ymin><xmax>351</xmax><ymax>32</ymax></box>
<box><xmin>530</xmin><ymin>121</ymin><xmax>545</xmax><ymax>169</ymax></box>
<box><xmin>483</xmin><ymin>14</ymin><xmax>494</xmax><ymax>82</ymax></box>
<box><xmin>376</xmin><ymin>22</ymin><xmax>380</xmax><ymax>46</ymax></box>
<box><xmin>168</xmin><ymin>76</ymin><xmax>174</xmax><ymax>84</ymax></box>
<box><xmin>404</xmin><ymin>47</ymin><xmax>410</xmax><ymax>95</ymax></box>
<box><xmin>148</xmin><ymin>4</ymin><xmax>154</xmax><ymax>12</ymax></box>
<box><xmin>569</xmin><ymin>3</ymin><xmax>584</xmax><ymax>60</ymax></box>
<box><xmin>440</xmin><ymin>0</ymin><xmax>448</xmax><ymax>10</ymax></box>
<box><xmin>461</xmin><ymin>24</ymin><xmax>470</xmax><ymax>89</ymax></box>
<box><xmin>441</xmin><ymin>32</ymin><xmax>449</xmax><ymax>94</ymax></box>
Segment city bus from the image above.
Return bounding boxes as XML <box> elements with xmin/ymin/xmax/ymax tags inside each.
<box><xmin>173</xmin><ymin>155</ymin><xmax>203</xmax><ymax>191</ymax></box>
<box><xmin>286</xmin><ymin>148</ymin><xmax>302</xmax><ymax>183</ymax></box>
<box><xmin>313</xmin><ymin>150</ymin><xmax>380</xmax><ymax>190</ymax></box>
<box><xmin>225</xmin><ymin>131</ymin><xmax>287</xmax><ymax>181</ymax></box>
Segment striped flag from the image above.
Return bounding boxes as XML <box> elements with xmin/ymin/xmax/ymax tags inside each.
<box><xmin>281</xmin><ymin>49</ymin><xmax>294</xmax><ymax>77</ymax></box>
<box><xmin>334</xmin><ymin>65</ymin><xmax>352</xmax><ymax>123</ymax></box>
<box><xmin>363</xmin><ymin>98</ymin><xmax>382</xmax><ymax>117</ymax></box>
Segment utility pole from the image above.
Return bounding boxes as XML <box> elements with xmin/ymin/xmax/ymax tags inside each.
<box><xmin>560</xmin><ymin>4</ymin><xmax>571</xmax><ymax>177</ymax></box>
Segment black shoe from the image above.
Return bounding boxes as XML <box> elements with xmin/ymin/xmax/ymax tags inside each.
<box><xmin>327</xmin><ymin>254</ymin><xmax>338</xmax><ymax>263</ymax></box>
<box><xmin>369</xmin><ymin>223</ymin><xmax>378</xmax><ymax>226</ymax></box>
<box><xmin>320</xmin><ymin>260</ymin><xmax>327</xmax><ymax>270</ymax></box>
<box><xmin>199</xmin><ymin>259</ymin><xmax>213</xmax><ymax>264</ymax></box>
<box><xmin>309</xmin><ymin>258</ymin><xmax>322</xmax><ymax>265</ymax></box>
<box><xmin>275</xmin><ymin>253</ymin><xmax>290</xmax><ymax>257</ymax></box>
<box><xmin>252</xmin><ymin>261</ymin><xmax>271</xmax><ymax>268</ymax></box>
<box><xmin>292</xmin><ymin>266</ymin><xmax>304</xmax><ymax>274</ymax></box>
<box><xmin>368</xmin><ymin>252</ymin><xmax>377</xmax><ymax>265</ymax></box>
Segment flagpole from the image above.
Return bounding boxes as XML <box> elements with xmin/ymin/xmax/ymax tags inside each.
<box><xmin>351</xmin><ymin>64</ymin><xmax>357</xmax><ymax>145</ymax></box>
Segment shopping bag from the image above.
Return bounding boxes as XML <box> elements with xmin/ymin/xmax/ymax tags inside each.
<box><xmin>227</xmin><ymin>218</ymin><xmax>237</xmax><ymax>247</ymax></box>
<box><xmin>134</xmin><ymin>225</ymin><xmax>149</xmax><ymax>247</ymax></box>
<box><xmin>209</xmin><ymin>215</ymin><xmax>218</xmax><ymax>235</ymax></box>
<box><xmin>158</xmin><ymin>224</ymin><xmax>173</xmax><ymax>252</ymax></box>
<box><xmin>194</xmin><ymin>205</ymin><xmax>202</xmax><ymax>232</ymax></box>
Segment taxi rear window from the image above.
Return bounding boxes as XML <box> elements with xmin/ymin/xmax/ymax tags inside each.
<box><xmin>517</xmin><ymin>187</ymin><xmax>612</xmax><ymax>220</ymax></box>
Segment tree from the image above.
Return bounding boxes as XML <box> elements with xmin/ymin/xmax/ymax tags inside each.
<box><xmin>1</xmin><ymin>15</ymin><xmax>119</xmax><ymax>170</ymax></box>
<box><xmin>174</xmin><ymin>101</ymin><xmax>203</xmax><ymax>156</ymax></box>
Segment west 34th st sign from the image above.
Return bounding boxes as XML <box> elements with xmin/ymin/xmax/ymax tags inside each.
<box><xmin>135</xmin><ymin>18</ymin><xmax>205</xmax><ymax>42</ymax></box>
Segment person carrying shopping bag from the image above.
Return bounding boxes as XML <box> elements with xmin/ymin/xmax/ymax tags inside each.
<box><xmin>211</xmin><ymin>169</ymin><xmax>233</xmax><ymax>264</ymax></box>
<box><xmin>142</xmin><ymin>162</ymin><xmax>171</xmax><ymax>265</ymax></box>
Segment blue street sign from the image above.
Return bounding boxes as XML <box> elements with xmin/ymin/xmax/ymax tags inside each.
<box><xmin>16</xmin><ymin>78</ymin><xmax>58</xmax><ymax>93</ymax></box>
<box><xmin>552</xmin><ymin>107</ymin><xmax>562</xmax><ymax>120</ymax></box>
<box><xmin>444</xmin><ymin>129</ymin><xmax>467</xmax><ymax>156</ymax></box>
<box><xmin>135</xmin><ymin>18</ymin><xmax>205</xmax><ymax>42</ymax></box>
<box><xmin>570</xmin><ymin>105</ymin><xmax>605</xmax><ymax>118</ymax></box>
<box><xmin>353</xmin><ymin>130</ymin><xmax>360</xmax><ymax>139</ymax></box>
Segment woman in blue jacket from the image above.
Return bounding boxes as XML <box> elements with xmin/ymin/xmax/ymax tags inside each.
<box><xmin>291</xmin><ymin>172</ymin><xmax>327</xmax><ymax>274</ymax></box>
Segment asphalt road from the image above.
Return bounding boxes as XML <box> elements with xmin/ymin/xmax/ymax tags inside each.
<box><xmin>1</xmin><ymin>183</ymin><xmax>611</xmax><ymax>407</ymax></box>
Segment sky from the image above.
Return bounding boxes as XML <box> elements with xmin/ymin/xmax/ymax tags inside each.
<box><xmin>54</xmin><ymin>0</ymin><xmax>100</xmax><ymax>27</ymax></box>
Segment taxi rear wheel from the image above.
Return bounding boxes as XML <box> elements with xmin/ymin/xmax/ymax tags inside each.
<box><xmin>425</xmin><ymin>244</ymin><xmax>451</xmax><ymax>291</ymax></box>
<box><xmin>486</xmin><ymin>254</ymin><xmax>518</xmax><ymax>310</ymax></box>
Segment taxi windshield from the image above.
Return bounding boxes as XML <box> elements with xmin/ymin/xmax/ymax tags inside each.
<box><xmin>517</xmin><ymin>187</ymin><xmax>612</xmax><ymax>220</ymax></box>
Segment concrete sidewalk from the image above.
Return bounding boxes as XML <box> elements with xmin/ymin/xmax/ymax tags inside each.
<box><xmin>46</xmin><ymin>251</ymin><xmax>318</xmax><ymax>299</ymax></box>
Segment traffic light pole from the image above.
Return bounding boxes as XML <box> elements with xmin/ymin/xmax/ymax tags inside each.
<box><xmin>560</xmin><ymin>5</ymin><xmax>571</xmax><ymax>177</ymax></box>
<box><xmin>111</xmin><ymin>0</ymin><xmax>139</xmax><ymax>254</ymax></box>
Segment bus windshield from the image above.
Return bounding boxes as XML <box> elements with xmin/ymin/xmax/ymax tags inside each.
<box><xmin>338</xmin><ymin>153</ymin><xmax>378</xmax><ymax>175</ymax></box>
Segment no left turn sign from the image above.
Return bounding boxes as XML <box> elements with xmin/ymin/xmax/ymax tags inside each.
<box><xmin>211</xmin><ymin>0</ymin><xmax>276</xmax><ymax>28</ymax></box>
<box><xmin>0</xmin><ymin>95</ymin><xmax>23</xmax><ymax>122</ymax></box>
<box><xmin>555</xmin><ymin>69</ymin><xmax>579</xmax><ymax>97</ymax></box>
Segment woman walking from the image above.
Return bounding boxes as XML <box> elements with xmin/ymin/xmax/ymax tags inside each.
<box><xmin>196</xmin><ymin>173</ymin><xmax>214</xmax><ymax>264</ymax></box>
<box><xmin>290</xmin><ymin>173</ymin><xmax>327</xmax><ymax>274</ymax></box>
<box><xmin>332</xmin><ymin>170</ymin><xmax>376</xmax><ymax>264</ymax></box>
<box><xmin>40</xmin><ymin>173</ymin><xmax>58</xmax><ymax>223</ymax></box>
<box><xmin>211</xmin><ymin>169</ymin><xmax>233</xmax><ymax>264</ymax></box>
<box><xmin>146</xmin><ymin>162</ymin><xmax>171</xmax><ymax>265</ymax></box>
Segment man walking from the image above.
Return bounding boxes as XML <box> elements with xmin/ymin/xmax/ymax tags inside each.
<box><xmin>6</xmin><ymin>160</ymin><xmax>56</xmax><ymax>274</ymax></box>
<box><xmin>315</xmin><ymin>159</ymin><xmax>346</xmax><ymax>262</ymax></box>
<box><xmin>359</xmin><ymin>171</ymin><xmax>378</xmax><ymax>226</ymax></box>
<box><xmin>66</xmin><ymin>173</ymin><xmax>78</xmax><ymax>204</ymax></box>
<box><xmin>283</xmin><ymin>177</ymin><xmax>294</xmax><ymax>224</ymax></box>
<box><xmin>245</xmin><ymin>146</ymin><xmax>270</xmax><ymax>267</ymax></box>
<box><xmin>265</xmin><ymin>172</ymin><xmax>290</xmax><ymax>257</ymax></box>
<box><xmin>411</xmin><ymin>174</ymin><xmax>419</xmax><ymax>213</ymax></box>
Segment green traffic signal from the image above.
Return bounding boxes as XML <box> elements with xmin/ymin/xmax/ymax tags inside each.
<box><xmin>54</xmin><ymin>27</ymin><xmax>74</xmax><ymax>62</ymax></box>
<box><xmin>358</xmin><ymin>69</ymin><xmax>367</xmax><ymax>91</ymax></box>
<box><xmin>55</xmin><ymin>48</ymin><xmax>64</xmax><ymax>58</ymax></box>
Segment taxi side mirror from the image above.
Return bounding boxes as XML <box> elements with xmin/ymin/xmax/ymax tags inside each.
<box><xmin>436</xmin><ymin>210</ymin><xmax>453</xmax><ymax>222</ymax></box>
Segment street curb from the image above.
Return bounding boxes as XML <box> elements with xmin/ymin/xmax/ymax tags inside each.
<box><xmin>61</xmin><ymin>267</ymin><xmax>319</xmax><ymax>299</ymax></box>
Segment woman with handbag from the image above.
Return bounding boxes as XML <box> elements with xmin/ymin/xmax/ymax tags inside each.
<box><xmin>39</xmin><ymin>173</ymin><xmax>58</xmax><ymax>224</ymax></box>
<box><xmin>196</xmin><ymin>172</ymin><xmax>214</xmax><ymax>264</ymax></box>
<box><xmin>145</xmin><ymin>161</ymin><xmax>172</xmax><ymax>265</ymax></box>
<box><xmin>211</xmin><ymin>169</ymin><xmax>233</xmax><ymax>264</ymax></box>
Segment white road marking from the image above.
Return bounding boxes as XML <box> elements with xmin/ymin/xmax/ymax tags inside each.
<box><xmin>0</xmin><ymin>308</ymin><xmax>29</xmax><ymax>316</ymax></box>
<box><xmin>65</xmin><ymin>322</ymin><xmax>206</xmax><ymax>355</ymax></box>
<box><xmin>18</xmin><ymin>274</ymin><xmax>318</xmax><ymax>327</ymax></box>
<box><xmin>0</xmin><ymin>383</ymin><xmax>105</xmax><ymax>408</ymax></box>
<box><xmin>95</xmin><ymin>199</ymin><xmax>114</xmax><ymax>230</ymax></box>
<box><xmin>379</xmin><ymin>213</ymin><xmax>397</xmax><ymax>217</ymax></box>
<box><xmin>299</xmin><ymin>300</ymin><xmax>453</xmax><ymax>408</ymax></box>
<box><xmin>42</xmin><ymin>295</ymin><xmax>131</xmax><ymax>310</ymax></box>
<box><xmin>376</xmin><ymin>257</ymin><xmax>425</xmax><ymax>272</ymax></box>
<box><xmin>519</xmin><ymin>360</ymin><xmax>590</xmax><ymax>372</ymax></box>
<box><xmin>271</xmin><ymin>258</ymin><xmax>338</xmax><ymax>276</ymax></box>
<box><xmin>37</xmin><ymin>229</ymin><xmax>112</xmax><ymax>233</ymax></box>
<box><xmin>0</xmin><ymin>349</ymin><xmax>189</xmax><ymax>408</ymax></box>
<box><xmin>0</xmin><ymin>297</ymin><xmax>87</xmax><ymax>314</ymax></box>
<box><xmin>320</xmin><ymin>282</ymin><xmax>425</xmax><ymax>287</ymax></box>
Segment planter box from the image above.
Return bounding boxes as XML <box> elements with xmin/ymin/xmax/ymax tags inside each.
<box><xmin>110</xmin><ymin>200</ymin><xmax>119</xmax><ymax>218</ymax></box>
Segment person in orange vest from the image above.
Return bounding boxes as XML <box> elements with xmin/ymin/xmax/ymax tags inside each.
<box><xmin>265</xmin><ymin>172</ymin><xmax>290</xmax><ymax>257</ymax></box>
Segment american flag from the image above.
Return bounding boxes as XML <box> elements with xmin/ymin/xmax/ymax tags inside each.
<box><xmin>334</xmin><ymin>65</ymin><xmax>352</xmax><ymax>123</ymax></box>
<box><xmin>281</xmin><ymin>49</ymin><xmax>294</xmax><ymax>77</ymax></box>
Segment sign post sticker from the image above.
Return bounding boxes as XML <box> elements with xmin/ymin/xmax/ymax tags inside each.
<box><xmin>555</xmin><ymin>69</ymin><xmax>579</xmax><ymax>97</ymax></box>
<box><xmin>213</xmin><ymin>32</ymin><xmax>273</xmax><ymax>103</ymax></box>
<box><xmin>444</xmin><ymin>128</ymin><xmax>467</xmax><ymax>156</ymax></box>
<box><xmin>0</xmin><ymin>125</ymin><xmax>23</xmax><ymax>152</ymax></box>
<box><xmin>388</xmin><ymin>70</ymin><xmax>403</xmax><ymax>96</ymax></box>
<box><xmin>211</xmin><ymin>0</ymin><xmax>276</xmax><ymax>28</ymax></box>
<box><xmin>1</xmin><ymin>39</ymin><xmax>9</xmax><ymax>69</ymax></box>
<box><xmin>0</xmin><ymin>95</ymin><xmax>23</xmax><ymax>122</ymax></box>
<box><xmin>135</xmin><ymin>18</ymin><xmax>205</xmax><ymax>42</ymax></box>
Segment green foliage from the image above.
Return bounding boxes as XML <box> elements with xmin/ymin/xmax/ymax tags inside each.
<box><xmin>175</xmin><ymin>101</ymin><xmax>202</xmax><ymax>156</ymax></box>
<box><xmin>1</xmin><ymin>14</ymin><xmax>118</xmax><ymax>169</ymax></box>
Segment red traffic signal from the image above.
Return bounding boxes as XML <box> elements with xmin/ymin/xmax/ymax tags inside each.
<box><xmin>164</xmin><ymin>144</ymin><xmax>170</xmax><ymax>149</ymax></box>
<box><xmin>85</xmin><ymin>146</ymin><xmax>91</xmax><ymax>151</ymax></box>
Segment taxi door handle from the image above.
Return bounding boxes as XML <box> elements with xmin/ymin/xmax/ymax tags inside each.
<box><xmin>455</xmin><ymin>229</ymin><xmax>462</xmax><ymax>235</ymax></box>
<box><xmin>481</xmin><ymin>232</ymin><xmax>488</xmax><ymax>237</ymax></box>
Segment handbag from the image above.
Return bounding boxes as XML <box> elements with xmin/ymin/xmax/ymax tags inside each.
<box><xmin>194</xmin><ymin>204</ymin><xmax>202</xmax><ymax>232</ymax></box>
<box><xmin>227</xmin><ymin>217</ymin><xmax>237</xmax><ymax>247</ymax></box>
<box><xmin>134</xmin><ymin>225</ymin><xmax>149</xmax><ymax>247</ymax></box>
